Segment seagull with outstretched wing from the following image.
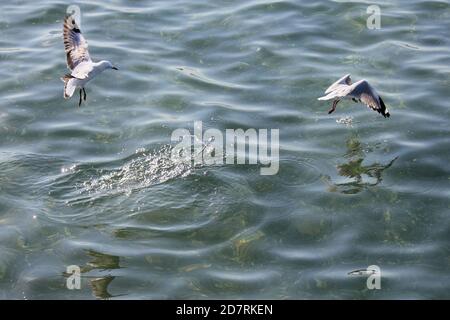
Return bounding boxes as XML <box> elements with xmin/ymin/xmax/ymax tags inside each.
<box><xmin>318</xmin><ymin>74</ymin><xmax>390</xmax><ymax>118</ymax></box>
<box><xmin>61</xmin><ymin>14</ymin><xmax>118</xmax><ymax>107</ymax></box>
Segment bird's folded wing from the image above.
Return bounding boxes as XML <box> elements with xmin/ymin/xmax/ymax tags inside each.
<box><xmin>63</xmin><ymin>15</ymin><xmax>91</xmax><ymax>71</ymax></box>
<box><xmin>324</xmin><ymin>74</ymin><xmax>352</xmax><ymax>94</ymax></box>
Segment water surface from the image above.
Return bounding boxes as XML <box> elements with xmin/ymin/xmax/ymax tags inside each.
<box><xmin>0</xmin><ymin>0</ymin><xmax>449</xmax><ymax>299</ymax></box>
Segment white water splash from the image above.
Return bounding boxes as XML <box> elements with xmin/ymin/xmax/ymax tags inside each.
<box><xmin>79</xmin><ymin>137</ymin><xmax>217</xmax><ymax>197</ymax></box>
<box><xmin>61</xmin><ymin>164</ymin><xmax>78</xmax><ymax>174</ymax></box>
<box><xmin>80</xmin><ymin>145</ymin><xmax>190</xmax><ymax>195</ymax></box>
<box><xmin>336</xmin><ymin>116</ymin><xmax>353</xmax><ymax>127</ymax></box>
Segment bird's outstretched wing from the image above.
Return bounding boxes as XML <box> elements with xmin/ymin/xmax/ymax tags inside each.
<box><xmin>63</xmin><ymin>15</ymin><xmax>91</xmax><ymax>72</ymax></box>
<box><xmin>324</xmin><ymin>74</ymin><xmax>352</xmax><ymax>94</ymax></box>
<box><xmin>351</xmin><ymin>80</ymin><xmax>390</xmax><ymax>118</ymax></box>
<box><xmin>318</xmin><ymin>83</ymin><xmax>353</xmax><ymax>100</ymax></box>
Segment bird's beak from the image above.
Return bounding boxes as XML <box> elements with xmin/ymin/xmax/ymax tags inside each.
<box><xmin>112</xmin><ymin>66</ymin><xmax>119</xmax><ymax>70</ymax></box>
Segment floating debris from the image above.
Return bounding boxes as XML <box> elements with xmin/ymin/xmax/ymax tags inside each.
<box><xmin>348</xmin><ymin>268</ymin><xmax>377</xmax><ymax>276</ymax></box>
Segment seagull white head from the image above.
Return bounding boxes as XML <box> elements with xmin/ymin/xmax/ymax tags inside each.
<box><xmin>97</xmin><ymin>60</ymin><xmax>119</xmax><ymax>71</ymax></box>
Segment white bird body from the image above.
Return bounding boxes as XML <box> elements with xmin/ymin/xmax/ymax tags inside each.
<box><xmin>63</xmin><ymin>61</ymin><xmax>115</xmax><ymax>99</ymax></box>
<box><xmin>61</xmin><ymin>15</ymin><xmax>117</xmax><ymax>106</ymax></box>
<box><xmin>318</xmin><ymin>75</ymin><xmax>390</xmax><ymax>118</ymax></box>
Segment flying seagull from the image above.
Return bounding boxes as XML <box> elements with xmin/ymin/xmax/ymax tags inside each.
<box><xmin>318</xmin><ymin>74</ymin><xmax>390</xmax><ymax>118</ymax></box>
<box><xmin>61</xmin><ymin>14</ymin><xmax>118</xmax><ymax>107</ymax></box>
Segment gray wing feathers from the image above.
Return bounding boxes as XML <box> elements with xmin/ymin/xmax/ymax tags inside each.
<box><xmin>351</xmin><ymin>80</ymin><xmax>390</xmax><ymax>117</ymax></box>
<box><xmin>63</xmin><ymin>15</ymin><xmax>91</xmax><ymax>71</ymax></box>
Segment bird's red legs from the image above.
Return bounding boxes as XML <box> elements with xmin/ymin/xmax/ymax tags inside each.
<box><xmin>328</xmin><ymin>99</ymin><xmax>339</xmax><ymax>114</ymax></box>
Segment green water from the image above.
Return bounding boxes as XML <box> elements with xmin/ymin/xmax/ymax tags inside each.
<box><xmin>0</xmin><ymin>0</ymin><xmax>449</xmax><ymax>299</ymax></box>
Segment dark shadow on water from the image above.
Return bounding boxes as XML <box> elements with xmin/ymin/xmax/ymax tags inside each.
<box><xmin>323</xmin><ymin>135</ymin><xmax>398</xmax><ymax>194</ymax></box>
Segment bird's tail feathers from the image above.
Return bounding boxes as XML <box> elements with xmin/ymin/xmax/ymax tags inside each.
<box><xmin>61</xmin><ymin>74</ymin><xmax>76</xmax><ymax>99</ymax></box>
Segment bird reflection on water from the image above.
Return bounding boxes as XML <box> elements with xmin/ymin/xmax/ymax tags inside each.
<box><xmin>63</xmin><ymin>249</ymin><xmax>124</xmax><ymax>299</ymax></box>
<box><xmin>323</xmin><ymin>135</ymin><xmax>398</xmax><ymax>194</ymax></box>
<box><xmin>90</xmin><ymin>275</ymin><xmax>116</xmax><ymax>299</ymax></box>
<box><xmin>82</xmin><ymin>250</ymin><xmax>125</xmax><ymax>299</ymax></box>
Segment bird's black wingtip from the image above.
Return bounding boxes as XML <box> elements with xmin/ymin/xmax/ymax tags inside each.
<box><xmin>378</xmin><ymin>96</ymin><xmax>390</xmax><ymax>118</ymax></box>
